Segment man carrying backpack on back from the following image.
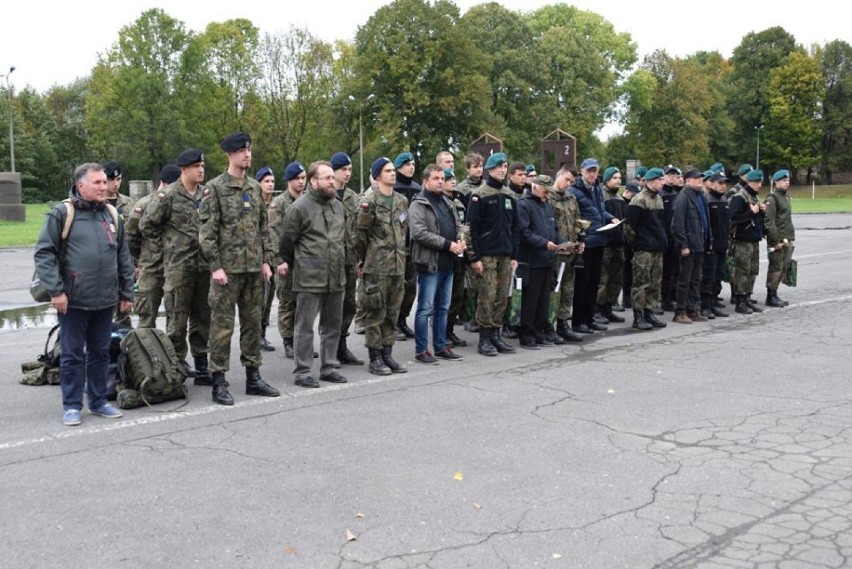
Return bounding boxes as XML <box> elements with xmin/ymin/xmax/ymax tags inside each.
<box><xmin>34</xmin><ymin>163</ymin><xmax>135</xmax><ymax>426</ymax></box>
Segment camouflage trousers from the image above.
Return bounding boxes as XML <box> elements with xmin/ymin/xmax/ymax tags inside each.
<box><xmin>399</xmin><ymin>255</ymin><xmax>416</xmax><ymax>322</ymax></box>
<box><xmin>597</xmin><ymin>246</ymin><xmax>624</xmax><ymax>306</ymax></box>
<box><xmin>341</xmin><ymin>264</ymin><xmax>358</xmax><ymax>335</ymax></box>
<box><xmin>276</xmin><ymin>272</ymin><xmax>296</xmax><ymax>340</ymax></box>
<box><xmin>474</xmin><ymin>256</ymin><xmax>513</xmax><ymax>329</ymax></box>
<box><xmin>208</xmin><ymin>272</ymin><xmax>264</xmax><ymax>372</ymax></box>
<box><xmin>164</xmin><ymin>270</ymin><xmax>211</xmax><ymax>361</ymax></box>
<box><xmin>553</xmin><ymin>254</ymin><xmax>576</xmax><ymax>320</ymax></box>
<box><xmin>766</xmin><ymin>245</ymin><xmax>794</xmax><ymax>290</ymax></box>
<box><xmin>135</xmin><ymin>269</ymin><xmax>164</xmax><ymax>329</ymax></box>
<box><xmin>360</xmin><ymin>273</ymin><xmax>404</xmax><ymax>349</ymax></box>
<box><xmin>261</xmin><ymin>275</ymin><xmax>276</xmax><ymax>328</ymax></box>
<box><xmin>732</xmin><ymin>241</ymin><xmax>760</xmax><ymax>295</ymax></box>
<box><xmin>631</xmin><ymin>250</ymin><xmax>663</xmax><ymax>311</ymax></box>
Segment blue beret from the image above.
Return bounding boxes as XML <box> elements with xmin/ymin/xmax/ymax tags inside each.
<box><xmin>603</xmin><ymin>167</ymin><xmax>620</xmax><ymax>182</ymax></box>
<box><xmin>635</xmin><ymin>166</ymin><xmax>648</xmax><ymax>179</ymax></box>
<box><xmin>177</xmin><ymin>148</ymin><xmax>204</xmax><ymax>167</ymax></box>
<box><xmin>393</xmin><ymin>152</ymin><xmax>414</xmax><ymax>169</ymax></box>
<box><xmin>745</xmin><ymin>169</ymin><xmax>764</xmax><ymax>182</ymax></box>
<box><xmin>103</xmin><ymin>161</ymin><xmax>122</xmax><ymax>179</ymax></box>
<box><xmin>738</xmin><ymin>163</ymin><xmax>754</xmax><ymax>176</ymax></box>
<box><xmin>443</xmin><ymin>168</ymin><xmax>455</xmax><ymax>180</ymax></box>
<box><xmin>644</xmin><ymin>167</ymin><xmax>665</xmax><ymax>181</ymax></box>
<box><xmin>255</xmin><ymin>166</ymin><xmax>274</xmax><ymax>182</ymax></box>
<box><xmin>772</xmin><ymin>169</ymin><xmax>790</xmax><ymax>182</ymax></box>
<box><xmin>330</xmin><ymin>152</ymin><xmax>351</xmax><ymax>170</ymax></box>
<box><xmin>284</xmin><ymin>162</ymin><xmax>306</xmax><ymax>182</ymax></box>
<box><xmin>371</xmin><ymin>157</ymin><xmax>392</xmax><ymax>180</ymax></box>
<box><xmin>159</xmin><ymin>164</ymin><xmax>181</xmax><ymax>185</ymax></box>
<box><xmin>220</xmin><ymin>132</ymin><xmax>251</xmax><ymax>153</ymax></box>
<box><xmin>484</xmin><ymin>152</ymin><xmax>508</xmax><ymax>170</ymax></box>
<box><xmin>581</xmin><ymin>158</ymin><xmax>599</xmax><ymax>170</ymax></box>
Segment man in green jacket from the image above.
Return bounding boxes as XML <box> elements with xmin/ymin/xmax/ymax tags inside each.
<box><xmin>765</xmin><ymin>169</ymin><xmax>795</xmax><ymax>307</ymax></box>
<box><xmin>280</xmin><ymin>161</ymin><xmax>348</xmax><ymax>388</ymax></box>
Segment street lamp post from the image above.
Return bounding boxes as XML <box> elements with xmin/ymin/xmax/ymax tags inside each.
<box><xmin>349</xmin><ymin>93</ymin><xmax>375</xmax><ymax>191</ymax></box>
<box><xmin>2</xmin><ymin>66</ymin><xmax>15</xmax><ymax>173</ymax></box>
<box><xmin>755</xmin><ymin>124</ymin><xmax>764</xmax><ymax>169</ymax></box>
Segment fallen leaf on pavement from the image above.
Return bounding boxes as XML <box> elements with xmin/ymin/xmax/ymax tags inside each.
<box><xmin>454</xmin><ymin>471</ymin><xmax>464</xmax><ymax>481</ymax></box>
<box><xmin>345</xmin><ymin>529</ymin><xmax>357</xmax><ymax>542</ymax></box>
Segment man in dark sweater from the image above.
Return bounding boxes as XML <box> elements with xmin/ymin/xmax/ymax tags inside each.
<box><xmin>700</xmin><ymin>171</ymin><xmax>730</xmax><ymax>319</ymax></box>
<box><xmin>393</xmin><ymin>151</ymin><xmax>421</xmax><ymax>339</ymax></box>
<box><xmin>728</xmin><ymin>169</ymin><xmax>766</xmax><ymax>314</ymax></box>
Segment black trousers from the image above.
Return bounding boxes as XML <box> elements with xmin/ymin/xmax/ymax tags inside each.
<box><xmin>676</xmin><ymin>251</ymin><xmax>704</xmax><ymax>311</ymax></box>
<box><xmin>573</xmin><ymin>246</ymin><xmax>604</xmax><ymax>328</ymax></box>
<box><xmin>520</xmin><ymin>267</ymin><xmax>553</xmax><ymax>339</ymax></box>
<box><xmin>622</xmin><ymin>245</ymin><xmax>634</xmax><ymax>305</ymax></box>
<box><xmin>662</xmin><ymin>243</ymin><xmax>680</xmax><ymax>302</ymax></box>
<box><xmin>701</xmin><ymin>250</ymin><xmax>726</xmax><ymax>308</ymax></box>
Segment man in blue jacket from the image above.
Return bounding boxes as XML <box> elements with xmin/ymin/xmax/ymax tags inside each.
<box><xmin>671</xmin><ymin>169</ymin><xmax>711</xmax><ymax>323</ymax></box>
<box><xmin>34</xmin><ymin>163</ymin><xmax>135</xmax><ymax>426</ymax></box>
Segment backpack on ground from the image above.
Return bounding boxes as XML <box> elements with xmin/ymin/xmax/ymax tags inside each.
<box><xmin>116</xmin><ymin>328</ymin><xmax>188</xmax><ymax>409</ymax></box>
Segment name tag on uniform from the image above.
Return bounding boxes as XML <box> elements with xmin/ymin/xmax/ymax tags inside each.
<box><xmin>242</xmin><ymin>192</ymin><xmax>252</xmax><ymax>212</ymax></box>
<box><xmin>504</xmin><ymin>200</ymin><xmax>512</xmax><ymax>210</ymax></box>
<box><xmin>399</xmin><ymin>211</ymin><xmax>408</xmax><ymax>224</ymax></box>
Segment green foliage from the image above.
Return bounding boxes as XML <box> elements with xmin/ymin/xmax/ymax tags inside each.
<box><xmin>819</xmin><ymin>40</ymin><xmax>852</xmax><ymax>182</ymax></box>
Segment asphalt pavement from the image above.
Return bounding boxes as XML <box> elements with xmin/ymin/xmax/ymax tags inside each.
<box><xmin>1</xmin><ymin>213</ymin><xmax>852</xmax><ymax>569</ymax></box>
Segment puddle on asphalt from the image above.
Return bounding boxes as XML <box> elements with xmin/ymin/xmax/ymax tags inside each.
<box><xmin>0</xmin><ymin>304</ymin><xmax>57</xmax><ymax>331</ymax></box>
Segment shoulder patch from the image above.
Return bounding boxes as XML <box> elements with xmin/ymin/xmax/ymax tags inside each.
<box><xmin>471</xmin><ymin>195</ymin><xmax>479</xmax><ymax>202</ymax></box>
<box><xmin>360</xmin><ymin>202</ymin><xmax>370</xmax><ymax>209</ymax></box>
<box><xmin>158</xmin><ymin>192</ymin><xmax>166</xmax><ymax>200</ymax></box>
<box><xmin>269</xmin><ymin>203</ymin><xmax>277</xmax><ymax>209</ymax></box>
<box><xmin>134</xmin><ymin>206</ymin><xmax>143</xmax><ymax>213</ymax></box>
<box><xmin>203</xmin><ymin>188</ymin><xmax>210</xmax><ymax>196</ymax></box>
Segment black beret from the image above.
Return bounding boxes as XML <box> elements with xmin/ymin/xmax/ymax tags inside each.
<box><xmin>220</xmin><ymin>132</ymin><xmax>252</xmax><ymax>153</ymax></box>
<box><xmin>103</xmin><ymin>161</ymin><xmax>122</xmax><ymax>179</ymax></box>
<box><xmin>177</xmin><ymin>148</ymin><xmax>205</xmax><ymax>167</ymax></box>
<box><xmin>159</xmin><ymin>164</ymin><xmax>181</xmax><ymax>185</ymax></box>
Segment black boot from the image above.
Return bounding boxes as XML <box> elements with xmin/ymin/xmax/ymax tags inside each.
<box><xmin>397</xmin><ymin>318</ymin><xmax>415</xmax><ymax>339</ymax></box>
<box><xmin>337</xmin><ymin>335</ymin><xmax>364</xmax><ymax>365</ymax></box>
<box><xmin>745</xmin><ymin>295</ymin><xmax>763</xmax><ymax>312</ymax></box>
<box><xmin>368</xmin><ymin>347</ymin><xmax>392</xmax><ymax>376</ymax></box>
<box><xmin>211</xmin><ymin>372</ymin><xmax>234</xmax><ymax>406</ymax></box>
<box><xmin>661</xmin><ymin>298</ymin><xmax>675</xmax><ymax>312</ymax></box>
<box><xmin>501</xmin><ymin>324</ymin><xmax>518</xmax><ymax>339</ymax></box>
<box><xmin>766</xmin><ymin>288</ymin><xmax>784</xmax><ymax>308</ymax></box>
<box><xmin>603</xmin><ymin>302</ymin><xmax>625</xmax><ymax>323</ymax></box>
<box><xmin>644</xmin><ymin>308</ymin><xmax>667</xmax><ymax>328</ymax></box>
<box><xmin>182</xmin><ymin>361</ymin><xmax>196</xmax><ymax>378</ymax></box>
<box><xmin>632</xmin><ymin>310</ymin><xmax>652</xmax><ymax>331</ymax></box>
<box><xmin>478</xmin><ymin>328</ymin><xmax>498</xmax><ymax>356</ymax></box>
<box><xmin>543</xmin><ymin>327</ymin><xmax>564</xmax><ymax>345</ymax></box>
<box><xmin>245</xmin><ymin>366</ymin><xmax>280</xmax><ymax>397</ymax></box>
<box><xmin>382</xmin><ymin>346</ymin><xmax>407</xmax><ymax>373</ymax></box>
<box><xmin>283</xmin><ymin>337</ymin><xmax>295</xmax><ymax>359</ymax></box>
<box><xmin>260</xmin><ymin>327</ymin><xmax>276</xmax><ymax>352</ymax></box>
<box><xmin>556</xmin><ymin>318</ymin><xmax>583</xmax><ymax>342</ymax></box>
<box><xmin>193</xmin><ymin>354</ymin><xmax>212</xmax><ymax>386</ymax></box>
<box><xmin>491</xmin><ymin>327</ymin><xmax>516</xmax><ymax>353</ymax></box>
<box><xmin>775</xmin><ymin>289</ymin><xmax>789</xmax><ymax>307</ymax></box>
<box><xmin>734</xmin><ymin>294</ymin><xmax>753</xmax><ymax>314</ymax></box>
<box><xmin>447</xmin><ymin>329</ymin><xmax>467</xmax><ymax>348</ymax></box>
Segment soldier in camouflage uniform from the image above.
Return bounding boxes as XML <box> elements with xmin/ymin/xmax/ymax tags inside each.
<box><xmin>392</xmin><ymin>152</ymin><xmax>421</xmax><ymax>340</ymax></box>
<box><xmin>596</xmin><ymin>167</ymin><xmax>627</xmax><ymax>324</ymax></box>
<box><xmin>764</xmin><ymin>169</ymin><xmax>795</xmax><ymax>307</ymax></box>
<box><xmin>728</xmin><ymin>169</ymin><xmax>766</xmax><ymax>314</ymax></box>
<box><xmin>256</xmin><ymin>166</ymin><xmax>277</xmax><ymax>352</ymax></box>
<box><xmin>624</xmin><ymin>168</ymin><xmax>668</xmax><ymax>331</ymax></box>
<box><xmin>442</xmin><ymin>168</ymin><xmax>469</xmax><ymax>348</ymax></box>
<box><xmin>330</xmin><ymin>152</ymin><xmax>364</xmax><ymax>365</ymax></box>
<box><xmin>355</xmin><ymin>157</ymin><xmax>409</xmax><ymax>376</ymax></box>
<box><xmin>467</xmin><ymin>152</ymin><xmax>518</xmax><ymax>356</ymax></box>
<box><xmin>140</xmin><ymin>149</ymin><xmax>214</xmax><ymax>385</ymax></box>
<box><xmin>270</xmin><ymin>162</ymin><xmax>307</xmax><ymax>359</ymax></box>
<box><xmin>549</xmin><ymin>165</ymin><xmax>585</xmax><ymax>342</ymax></box>
<box><xmin>455</xmin><ymin>153</ymin><xmax>484</xmax><ymax>332</ymax></box>
<box><xmin>125</xmin><ymin>164</ymin><xmax>180</xmax><ymax>329</ymax></box>
<box><xmin>198</xmin><ymin>132</ymin><xmax>280</xmax><ymax>405</ymax></box>
<box><xmin>103</xmin><ymin>161</ymin><xmax>135</xmax><ymax>328</ymax></box>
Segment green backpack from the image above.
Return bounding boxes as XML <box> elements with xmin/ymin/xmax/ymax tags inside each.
<box><xmin>116</xmin><ymin>328</ymin><xmax>188</xmax><ymax>409</ymax></box>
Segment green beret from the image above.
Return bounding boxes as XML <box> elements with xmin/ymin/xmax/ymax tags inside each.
<box><xmin>738</xmin><ymin>163</ymin><xmax>754</xmax><ymax>176</ymax></box>
<box><xmin>635</xmin><ymin>166</ymin><xmax>648</xmax><ymax>179</ymax></box>
<box><xmin>745</xmin><ymin>169</ymin><xmax>764</xmax><ymax>182</ymax></box>
<box><xmin>643</xmin><ymin>167</ymin><xmax>664</xmax><ymax>181</ymax></box>
<box><xmin>393</xmin><ymin>152</ymin><xmax>414</xmax><ymax>169</ymax></box>
<box><xmin>702</xmin><ymin>170</ymin><xmax>713</xmax><ymax>180</ymax></box>
<box><xmin>603</xmin><ymin>167</ymin><xmax>620</xmax><ymax>183</ymax></box>
<box><xmin>525</xmin><ymin>164</ymin><xmax>536</xmax><ymax>174</ymax></box>
<box><xmin>484</xmin><ymin>152</ymin><xmax>508</xmax><ymax>170</ymax></box>
<box><xmin>709</xmin><ymin>162</ymin><xmax>725</xmax><ymax>174</ymax></box>
<box><xmin>772</xmin><ymin>169</ymin><xmax>790</xmax><ymax>182</ymax></box>
<box><xmin>443</xmin><ymin>168</ymin><xmax>455</xmax><ymax>180</ymax></box>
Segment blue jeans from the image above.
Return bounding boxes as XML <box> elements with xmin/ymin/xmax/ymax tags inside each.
<box><xmin>415</xmin><ymin>270</ymin><xmax>454</xmax><ymax>354</ymax></box>
<box><xmin>59</xmin><ymin>306</ymin><xmax>114</xmax><ymax>411</ymax></box>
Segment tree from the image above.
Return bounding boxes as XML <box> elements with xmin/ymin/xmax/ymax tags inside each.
<box><xmin>819</xmin><ymin>40</ymin><xmax>852</xmax><ymax>183</ymax></box>
<box><xmin>45</xmin><ymin>80</ymin><xmax>90</xmax><ymax>198</ymax></box>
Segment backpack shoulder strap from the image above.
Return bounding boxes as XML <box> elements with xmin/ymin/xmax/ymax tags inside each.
<box><xmin>104</xmin><ymin>203</ymin><xmax>120</xmax><ymax>227</ymax></box>
<box><xmin>61</xmin><ymin>200</ymin><xmax>75</xmax><ymax>240</ymax></box>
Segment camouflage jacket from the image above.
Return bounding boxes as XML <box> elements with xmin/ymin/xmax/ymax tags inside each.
<box><xmin>337</xmin><ymin>186</ymin><xmax>360</xmax><ymax>266</ymax></box>
<box><xmin>199</xmin><ymin>172</ymin><xmax>274</xmax><ymax>273</ymax></box>
<box><xmin>764</xmin><ymin>190</ymin><xmax>794</xmax><ymax>245</ymax></box>
<box><xmin>549</xmin><ymin>188</ymin><xmax>586</xmax><ymax>256</ymax></box>
<box><xmin>354</xmin><ymin>186</ymin><xmax>409</xmax><ymax>276</ymax></box>
<box><xmin>268</xmin><ymin>189</ymin><xmax>301</xmax><ymax>267</ymax></box>
<box><xmin>139</xmin><ymin>181</ymin><xmax>206</xmax><ymax>274</ymax></box>
<box><xmin>108</xmin><ymin>193</ymin><xmax>135</xmax><ymax>222</ymax></box>
<box><xmin>125</xmin><ymin>193</ymin><xmax>163</xmax><ymax>274</ymax></box>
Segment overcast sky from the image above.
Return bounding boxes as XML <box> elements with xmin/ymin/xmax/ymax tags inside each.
<box><xmin>2</xmin><ymin>0</ymin><xmax>849</xmax><ymax>93</ymax></box>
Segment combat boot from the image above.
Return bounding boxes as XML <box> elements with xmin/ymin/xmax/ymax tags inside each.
<box><xmin>478</xmin><ymin>329</ymin><xmax>498</xmax><ymax>356</ymax></box>
<box><xmin>463</xmin><ymin>320</ymin><xmax>480</xmax><ymax>333</ymax></box>
<box><xmin>775</xmin><ymin>290</ymin><xmax>789</xmax><ymax>307</ymax></box>
<box><xmin>745</xmin><ymin>296</ymin><xmax>763</xmax><ymax>313</ymax></box>
<box><xmin>644</xmin><ymin>308</ymin><xmax>667</xmax><ymax>328</ymax></box>
<box><xmin>734</xmin><ymin>294</ymin><xmax>753</xmax><ymax>314</ymax></box>
<box><xmin>396</xmin><ymin>318</ymin><xmax>415</xmax><ymax>339</ymax></box>
<box><xmin>501</xmin><ymin>324</ymin><xmax>518</xmax><ymax>339</ymax></box>
<box><xmin>193</xmin><ymin>354</ymin><xmax>212</xmax><ymax>386</ymax></box>
<box><xmin>491</xmin><ymin>327</ymin><xmax>516</xmax><ymax>353</ymax></box>
<box><xmin>542</xmin><ymin>328</ymin><xmax>564</xmax><ymax>345</ymax></box>
<box><xmin>446</xmin><ymin>329</ymin><xmax>467</xmax><ymax>348</ymax></box>
<box><xmin>245</xmin><ymin>366</ymin><xmax>280</xmax><ymax>397</ymax></box>
<box><xmin>259</xmin><ymin>327</ymin><xmax>276</xmax><ymax>352</ymax></box>
<box><xmin>556</xmin><ymin>318</ymin><xmax>583</xmax><ymax>342</ymax></box>
<box><xmin>337</xmin><ymin>335</ymin><xmax>364</xmax><ymax>365</ymax></box>
<box><xmin>766</xmin><ymin>288</ymin><xmax>784</xmax><ymax>308</ymax></box>
<box><xmin>382</xmin><ymin>346</ymin><xmax>407</xmax><ymax>373</ymax></box>
<box><xmin>283</xmin><ymin>337</ymin><xmax>295</xmax><ymax>359</ymax></box>
<box><xmin>602</xmin><ymin>302</ymin><xmax>625</xmax><ymax>323</ymax></box>
<box><xmin>368</xmin><ymin>348</ymin><xmax>392</xmax><ymax>376</ymax></box>
<box><xmin>699</xmin><ymin>307</ymin><xmax>716</xmax><ymax>320</ymax></box>
<box><xmin>632</xmin><ymin>310</ymin><xmax>652</xmax><ymax>331</ymax></box>
<box><xmin>211</xmin><ymin>372</ymin><xmax>234</xmax><ymax>406</ymax></box>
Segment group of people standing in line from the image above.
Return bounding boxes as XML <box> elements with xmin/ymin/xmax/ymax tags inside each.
<box><xmin>33</xmin><ymin>132</ymin><xmax>796</xmax><ymax>426</ymax></box>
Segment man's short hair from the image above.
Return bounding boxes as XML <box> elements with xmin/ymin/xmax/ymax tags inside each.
<box><xmin>464</xmin><ymin>153</ymin><xmax>483</xmax><ymax>169</ymax></box>
<box><xmin>75</xmin><ymin>163</ymin><xmax>104</xmax><ymax>183</ymax></box>
<box><xmin>422</xmin><ymin>163</ymin><xmax>444</xmax><ymax>181</ymax></box>
<box><xmin>306</xmin><ymin>161</ymin><xmax>332</xmax><ymax>184</ymax></box>
<box><xmin>557</xmin><ymin>164</ymin><xmax>578</xmax><ymax>177</ymax></box>
<box><xmin>436</xmin><ymin>151</ymin><xmax>453</xmax><ymax>163</ymax></box>
<box><xmin>508</xmin><ymin>161</ymin><xmax>526</xmax><ymax>175</ymax></box>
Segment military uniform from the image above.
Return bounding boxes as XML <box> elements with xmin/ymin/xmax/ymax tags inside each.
<box><xmin>624</xmin><ymin>187</ymin><xmax>667</xmax><ymax>328</ymax></box>
<box><xmin>269</xmin><ymin>190</ymin><xmax>300</xmax><ymax>348</ymax></box>
<box><xmin>125</xmin><ymin>193</ymin><xmax>164</xmax><ymax>329</ymax></box>
<box><xmin>199</xmin><ymin>172</ymin><xmax>274</xmax><ymax>373</ymax></box>
<box><xmin>764</xmin><ymin>189</ymin><xmax>794</xmax><ymax>301</ymax></box>
<box><xmin>354</xmin><ymin>187</ymin><xmax>409</xmax><ymax>352</ymax></box>
<box><xmin>549</xmin><ymin>186</ymin><xmax>585</xmax><ymax>338</ymax></box>
<box><xmin>393</xmin><ymin>173</ymin><xmax>421</xmax><ymax>335</ymax></box>
<box><xmin>728</xmin><ymin>186</ymin><xmax>764</xmax><ymax>311</ymax></box>
<box><xmin>140</xmin><ymin>181</ymin><xmax>211</xmax><ymax>366</ymax></box>
<box><xmin>597</xmin><ymin>188</ymin><xmax>627</xmax><ymax>317</ymax></box>
<box><xmin>338</xmin><ymin>186</ymin><xmax>361</xmax><ymax>338</ymax></box>
<box><xmin>455</xmin><ymin>176</ymin><xmax>482</xmax><ymax>206</ymax></box>
<box><xmin>444</xmin><ymin>189</ymin><xmax>468</xmax><ymax>344</ymax></box>
<box><xmin>701</xmin><ymin>187</ymin><xmax>730</xmax><ymax>314</ymax></box>
<box><xmin>109</xmin><ymin>192</ymin><xmax>136</xmax><ymax>327</ymax></box>
<box><xmin>659</xmin><ymin>183</ymin><xmax>682</xmax><ymax>310</ymax></box>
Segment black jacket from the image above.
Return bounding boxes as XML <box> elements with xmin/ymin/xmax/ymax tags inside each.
<box><xmin>729</xmin><ymin>188</ymin><xmax>764</xmax><ymax>242</ymax></box>
<box><xmin>706</xmin><ymin>190</ymin><xmax>729</xmax><ymax>252</ymax></box>
<box><xmin>602</xmin><ymin>190</ymin><xmax>627</xmax><ymax>247</ymax></box>
<box><xmin>467</xmin><ymin>177</ymin><xmax>519</xmax><ymax>261</ymax></box>
<box><xmin>671</xmin><ymin>186</ymin><xmax>711</xmax><ymax>253</ymax></box>
<box><xmin>517</xmin><ymin>193</ymin><xmax>560</xmax><ymax>269</ymax></box>
<box><xmin>625</xmin><ymin>189</ymin><xmax>668</xmax><ymax>252</ymax></box>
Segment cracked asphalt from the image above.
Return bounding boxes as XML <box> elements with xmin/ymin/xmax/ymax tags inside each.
<box><xmin>1</xmin><ymin>213</ymin><xmax>851</xmax><ymax>569</ymax></box>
